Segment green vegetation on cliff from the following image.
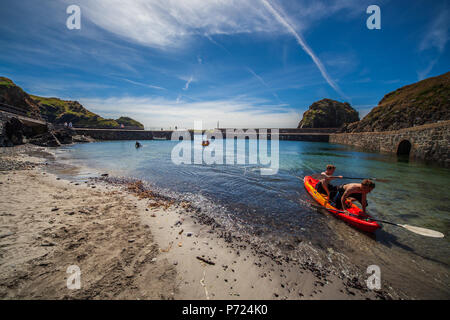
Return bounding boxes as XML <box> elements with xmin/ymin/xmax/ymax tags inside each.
<box><xmin>0</xmin><ymin>77</ymin><xmax>15</xmax><ymax>88</ymax></box>
<box><xmin>116</xmin><ymin>117</ymin><xmax>144</xmax><ymax>129</ymax></box>
<box><xmin>31</xmin><ymin>95</ymin><xmax>121</xmax><ymax>128</ymax></box>
<box><xmin>346</xmin><ymin>71</ymin><xmax>450</xmax><ymax>132</ymax></box>
<box><xmin>298</xmin><ymin>99</ymin><xmax>359</xmax><ymax>128</ymax></box>
<box><xmin>32</xmin><ymin>95</ymin><xmax>144</xmax><ymax>129</ymax></box>
<box><xmin>0</xmin><ymin>76</ymin><xmax>144</xmax><ymax>129</ymax></box>
<box><xmin>0</xmin><ymin>77</ymin><xmax>42</xmax><ymax>119</ymax></box>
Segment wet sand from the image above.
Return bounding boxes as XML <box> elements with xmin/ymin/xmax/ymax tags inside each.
<box><xmin>0</xmin><ymin>145</ymin><xmax>395</xmax><ymax>299</ymax></box>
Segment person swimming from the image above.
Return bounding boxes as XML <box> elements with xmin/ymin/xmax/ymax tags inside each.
<box><xmin>135</xmin><ymin>141</ymin><xmax>142</xmax><ymax>148</ymax></box>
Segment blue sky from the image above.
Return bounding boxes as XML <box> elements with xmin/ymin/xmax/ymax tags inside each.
<box><xmin>0</xmin><ymin>0</ymin><xmax>448</xmax><ymax>129</ymax></box>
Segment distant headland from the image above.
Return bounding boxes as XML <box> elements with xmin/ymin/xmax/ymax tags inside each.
<box><xmin>298</xmin><ymin>71</ymin><xmax>450</xmax><ymax>133</ymax></box>
<box><xmin>0</xmin><ymin>76</ymin><xmax>143</xmax><ymax>130</ymax></box>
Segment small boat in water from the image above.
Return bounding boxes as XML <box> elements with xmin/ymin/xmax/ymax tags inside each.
<box><xmin>303</xmin><ymin>175</ymin><xmax>380</xmax><ymax>233</ymax></box>
<box><xmin>202</xmin><ymin>140</ymin><xmax>210</xmax><ymax>147</ymax></box>
<box><xmin>153</xmin><ymin>137</ymin><xmax>167</xmax><ymax>140</ymax></box>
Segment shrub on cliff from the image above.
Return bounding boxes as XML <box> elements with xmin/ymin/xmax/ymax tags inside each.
<box><xmin>298</xmin><ymin>99</ymin><xmax>359</xmax><ymax>128</ymax></box>
<box><xmin>347</xmin><ymin>71</ymin><xmax>450</xmax><ymax>132</ymax></box>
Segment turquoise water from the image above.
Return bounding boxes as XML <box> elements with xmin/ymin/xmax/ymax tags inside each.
<box><xmin>56</xmin><ymin>139</ymin><xmax>450</xmax><ymax>297</ymax></box>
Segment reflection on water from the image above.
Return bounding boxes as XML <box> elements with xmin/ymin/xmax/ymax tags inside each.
<box><xmin>56</xmin><ymin>139</ymin><xmax>450</xmax><ymax>298</ymax></box>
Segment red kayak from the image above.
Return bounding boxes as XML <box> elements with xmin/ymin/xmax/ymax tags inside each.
<box><xmin>304</xmin><ymin>176</ymin><xmax>380</xmax><ymax>233</ymax></box>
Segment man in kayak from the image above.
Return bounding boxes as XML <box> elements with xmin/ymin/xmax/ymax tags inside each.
<box><xmin>331</xmin><ymin>179</ymin><xmax>375</xmax><ymax>214</ymax></box>
<box><xmin>315</xmin><ymin>165</ymin><xmax>343</xmax><ymax>199</ymax></box>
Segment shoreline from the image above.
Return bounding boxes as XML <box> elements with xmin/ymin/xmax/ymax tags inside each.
<box><xmin>0</xmin><ymin>144</ymin><xmax>409</xmax><ymax>299</ymax></box>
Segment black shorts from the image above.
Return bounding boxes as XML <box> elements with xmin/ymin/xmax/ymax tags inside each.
<box><xmin>332</xmin><ymin>186</ymin><xmax>345</xmax><ymax>209</ymax></box>
<box><xmin>332</xmin><ymin>187</ymin><xmax>368</xmax><ymax>209</ymax></box>
<box><xmin>315</xmin><ymin>181</ymin><xmax>337</xmax><ymax>195</ymax></box>
<box><xmin>315</xmin><ymin>181</ymin><xmax>326</xmax><ymax>194</ymax></box>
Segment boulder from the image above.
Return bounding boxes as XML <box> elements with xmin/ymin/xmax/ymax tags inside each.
<box><xmin>53</xmin><ymin>128</ymin><xmax>74</xmax><ymax>144</ymax></box>
<box><xmin>72</xmin><ymin>134</ymin><xmax>96</xmax><ymax>143</ymax></box>
<box><xmin>4</xmin><ymin>117</ymin><xmax>25</xmax><ymax>145</ymax></box>
<box><xmin>298</xmin><ymin>99</ymin><xmax>359</xmax><ymax>128</ymax></box>
<box><xmin>29</xmin><ymin>131</ymin><xmax>61</xmax><ymax>147</ymax></box>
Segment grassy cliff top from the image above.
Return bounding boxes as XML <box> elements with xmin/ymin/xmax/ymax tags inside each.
<box><xmin>31</xmin><ymin>95</ymin><xmax>144</xmax><ymax>129</ymax></box>
<box><xmin>0</xmin><ymin>77</ymin><xmax>42</xmax><ymax>118</ymax></box>
<box><xmin>0</xmin><ymin>75</ymin><xmax>144</xmax><ymax>129</ymax></box>
<box><xmin>379</xmin><ymin>71</ymin><xmax>450</xmax><ymax>106</ymax></box>
<box><xmin>347</xmin><ymin>71</ymin><xmax>450</xmax><ymax>132</ymax></box>
<box><xmin>0</xmin><ymin>77</ymin><xmax>15</xmax><ymax>88</ymax></box>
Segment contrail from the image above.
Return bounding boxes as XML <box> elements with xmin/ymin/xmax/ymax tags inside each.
<box><xmin>246</xmin><ymin>67</ymin><xmax>283</xmax><ymax>103</ymax></box>
<box><xmin>122</xmin><ymin>78</ymin><xmax>166</xmax><ymax>90</ymax></box>
<box><xmin>261</xmin><ymin>0</ymin><xmax>348</xmax><ymax>99</ymax></box>
<box><xmin>207</xmin><ymin>33</ymin><xmax>285</xmax><ymax>104</ymax></box>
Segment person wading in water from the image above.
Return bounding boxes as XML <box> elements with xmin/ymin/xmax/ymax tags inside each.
<box><xmin>331</xmin><ymin>179</ymin><xmax>375</xmax><ymax>214</ymax></box>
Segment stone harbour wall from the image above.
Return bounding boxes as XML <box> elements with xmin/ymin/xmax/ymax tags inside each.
<box><xmin>329</xmin><ymin>120</ymin><xmax>450</xmax><ymax>167</ymax></box>
<box><xmin>73</xmin><ymin>128</ymin><xmax>331</xmax><ymax>142</ymax></box>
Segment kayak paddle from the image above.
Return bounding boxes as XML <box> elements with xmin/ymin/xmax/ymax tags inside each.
<box><xmin>308</xmin><ymin>202</ymin><xmax>444</xmax><ymax>238</ymax></box>
<box><xmin>308</xmin><ymin>174</ymin><xmax>390</xmax><ymax>183</ymax></box>
<box><xmin>342</xmin><ymin>177</ymin><xmax>391</xmax><ymax>183</ymax></box>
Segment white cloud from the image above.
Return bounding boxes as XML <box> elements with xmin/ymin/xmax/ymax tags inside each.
<box><xmin>67</xmin><ymin>0</ymin><xmax>361</xmax><ymax>49</ymax></box>
<box><xmin>417</xmin><ymin>8</ymin><xmax>449</xmax><ymax>80</ymax></box>
<box><xmin>72</xmin><ymin>0</ymin><xmax>280</xmax><ymax>48</ymax></box>
<box><xmin>79</xmin><ymin>96</ymin><xmax>300</xmax><ymax>129</ymax></box>
<box><xmin>182</xmin><ymin>75</ymin><xmax>194</xmax><ymax>91</ymax></box>
<box><xmin>63</xmin><ymin>0</ymin><xmax>359</xmax><ymax>99</ymax></box>
<box><xmin>419</xmin><ymin>9</ymin><xmax>449</xmax><ymax>53</ymax></box>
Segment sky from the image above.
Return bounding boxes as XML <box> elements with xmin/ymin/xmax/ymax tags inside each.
<box><xmin>0</xmin><ymin>0</ymin><xmax>449</xmax><ymax>129</ymax></box>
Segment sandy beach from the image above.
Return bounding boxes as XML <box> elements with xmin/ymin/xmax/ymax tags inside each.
<box><xmin>0</xmin><ymin>145</ymin><xmax>399</xmax><ymax>300</ymax></box>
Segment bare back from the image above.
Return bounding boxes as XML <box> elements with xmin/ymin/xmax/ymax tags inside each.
<box><xmin>342</xmin><ymin>183</ymin><xmax>363</xmax><ymax>195</ymax></box>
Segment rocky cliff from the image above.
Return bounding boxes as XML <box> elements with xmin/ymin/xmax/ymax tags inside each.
<box><xmin>32</xmin><ymin>96</ymin><xmax>144</xmax><ymax>129</ymax></box>
<box><xmin>0</xmin><ymin>77</ymin><xmax>42</xmax><ymax>119</ymax></box>
<box><xmin>345</xmin><ymin>71</ymin><xmax>450</xmax><ymax>132</ymax></box>
<box><xmin>298</xmin><ymin>99</ymin><xmax>359</xmax><ymax>128</ymax></box>
<box><xmin>115</xmin><ymin>117</ymin><xmax>144</xmax><ymax>129</ymax></box>
<box><xmin>0</xmin><ymin>77</ymin><xmax>144</xmax><ymax>129</ymax></box>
